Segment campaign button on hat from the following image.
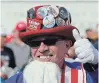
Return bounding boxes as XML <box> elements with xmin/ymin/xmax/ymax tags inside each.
<box><xmin>28</xmin><ymin>19</ymin><xmax>41</xmax><ymax>30</ymax></box>
<box><xmin>27</xmin><ymin>8</ymin><xmax>35</xmax><ymax>19</ymax></box>
<box><xmin>27</xmin><ymin>18</ymin><xmax>42</xmax><ymax>27</ymax></box>
<box><xmin>43</xmin><ymin>14</ymin><xmax>55</xmax><ymax>28</ymax></box>
<box><xmin>34</xmin><ymin>5</ymin><xmax>43</xmax><ymax>12</ymax></box>
<box><xmin>55</xmin><ymin>17</ymin><xmax>65</xmax><ymax>26</ymax></box>
<box><xmin>36</xmin><ymin>7</ymin><xmax>48</xmax><ymax>19</ymax></box>
<box><xmin>47</xmin><ymin>6</ymin><xmax>59</xmax><ymax>17</ymax></box>
<box><xmin>65</xmin><ymin>12</ymin><xmax>72</xmax><ymax>25</ymax></box>
<box><xmin>59</xmin><ymin>7</ymin><xmax>68</xmax><ymax>19</ymax></box>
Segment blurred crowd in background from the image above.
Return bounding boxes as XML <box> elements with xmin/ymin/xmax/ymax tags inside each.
<box><xmin>0</xmin><ymin>21</ymin><xmax>32</xmax><ymax>82</ymax></box>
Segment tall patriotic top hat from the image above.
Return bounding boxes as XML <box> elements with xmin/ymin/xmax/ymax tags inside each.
<box><xmin>19</xmin><ymin>5</ymin><xmax>77</xmax><ymax>46</ymax></box>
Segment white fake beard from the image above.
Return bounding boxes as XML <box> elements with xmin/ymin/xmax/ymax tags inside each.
<box><xmin>23</xmin><ymin>60</ymin><xmax>61</xmax><ymax>83</ymax></box>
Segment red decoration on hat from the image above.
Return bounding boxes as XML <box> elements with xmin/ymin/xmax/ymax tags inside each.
<box><xmin>27</xmin><ymin>18</ymin><xmax>42</xmax><ymax>30</ymax></box>
<box><xmin>15</xmin><ymin>21</ymin><xmax>27</xmax><ymax>31</ymax></box>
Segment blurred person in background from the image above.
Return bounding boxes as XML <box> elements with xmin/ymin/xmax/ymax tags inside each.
<box><xmin>0</xmin><ymin>32</ymin><xmax>16</xmax><ymax>68</ymax></box>
<box><xmin>6</xmin><ymin>34</ymin><xmax>14</xmax><ymax>44</ymax></box>
<box><xmin>85</xmin><ymin>28</ymin><xmax>98</xmax><ymax>83</ymax></box>
<box><xmin>6</xmin><ymin>21</ymin><xmax>32</xmax><ymax>71</ymax></box>
<box><xmin>86</xmin><ymin>28</ymin><xmax>98</xmax><ymax>50</ymax></box>
<box><xmin>0</xmin><ymin>32</ymin><xmax>16</xmax><ymax>81</ymax></box>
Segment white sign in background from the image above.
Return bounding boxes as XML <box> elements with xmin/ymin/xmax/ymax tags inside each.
<box><xmin>1</xmin><ymin>1</ymin><xmax>98</xmax><ymax>36</ymax></box>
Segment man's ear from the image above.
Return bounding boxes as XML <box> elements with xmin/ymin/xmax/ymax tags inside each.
<box><xmin>65</xmin><ymin>40</ymin><xmax>72</xmax><ymax>48</ymax></box>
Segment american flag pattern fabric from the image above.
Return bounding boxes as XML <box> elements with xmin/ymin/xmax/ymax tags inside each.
<box><xmin>61</xmin><ymin>60</ymin><xmax>86</xmax><ymax>83</ymax></box>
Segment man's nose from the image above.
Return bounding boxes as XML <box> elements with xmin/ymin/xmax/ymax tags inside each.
<box><xmin>38</xmin><ymin>42</ymin><xmax>49</xmax><ymax>53</ymax></box>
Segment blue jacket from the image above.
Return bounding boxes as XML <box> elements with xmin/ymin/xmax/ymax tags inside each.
<box><xmin>5</xmin><ymin>72</ymin><xmax>23</xmax><ymax>83</ymax></box>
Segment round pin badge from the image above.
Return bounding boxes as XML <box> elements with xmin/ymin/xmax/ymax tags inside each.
<box><xmin>43</xmin><ymin>14</ymin><xmax>55</xmax><ymax>28</ymax></box>
<box><xmin>55</xmin><ymin>17</ymin><xmax>65</xmax><ymax>26</ymax></box>
<box><xmin>47</xmin><ymin>6</ymin><xmax>59</xmax><ymax>17</ymax></box>
<box><xmin>59</xmin><ymin>7</ymin><xmax>68</xmax><ymax>20</ymax></box>
<box><xmin>65</xmin><ymin>12</ymin><xmax>72</xmax><ymax>25</ymax></box>
<box><xmin>36</xmin><ymin>7</ymin><xmax>48</xmax><ymax>19</ymax></box>
<box><xmin>27</xmin><ymin>8</ymin><xmax>35</xmax><ymax>19</ymax></box>
<box><xmin>28</xmin><ymin>18</ymin><xmax>41</xmax><ymax>30</ymax></box>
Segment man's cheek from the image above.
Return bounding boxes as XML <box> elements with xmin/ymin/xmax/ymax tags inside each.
<box><xmin>31</xmin><ymin>49</ymin><xmax>38</xmax><ymax>57</ymax></box>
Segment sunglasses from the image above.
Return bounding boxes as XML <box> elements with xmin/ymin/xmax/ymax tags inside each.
<box><xmin>26</xmin><ymin>36</ymin><xmax>66</xmax><ymax>47</ymax></box>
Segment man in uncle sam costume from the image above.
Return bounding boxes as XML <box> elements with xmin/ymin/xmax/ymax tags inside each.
<box><xmin>5</xmin><ymin>5</ymin><xmax>98</xmax><ymax>83</ymax></box>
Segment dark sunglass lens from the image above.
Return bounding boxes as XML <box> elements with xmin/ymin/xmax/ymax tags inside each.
<box><xmin>28</xmin><ymin>37</ymin><xmax>64</xmax><ymax>47</ymax></box>
<box><xmin>30</xmin><ymin>41</ymin><xmax>41</xmax><ymax>47</ymax></box>
<box><xmin>44</xmin><ymin>39</ymin><xmax>58</xmax><ymax>45</ymax></box>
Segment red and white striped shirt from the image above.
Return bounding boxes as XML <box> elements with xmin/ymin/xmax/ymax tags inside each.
<box><xmin>61</xmin><ymin>60</ymin><xmax>86</xmax><ymax>83</ymax></box>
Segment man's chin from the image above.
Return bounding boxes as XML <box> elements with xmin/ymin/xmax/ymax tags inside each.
<box><xmin>23</xmin><ymin>60</ymin><xmax>61</xmax><ymax>83</ymax></box>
